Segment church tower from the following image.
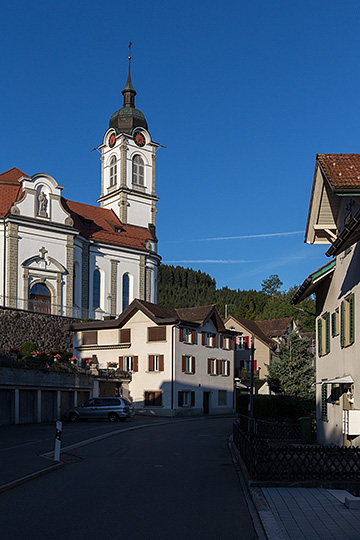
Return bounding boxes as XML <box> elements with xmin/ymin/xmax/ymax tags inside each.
<box><xmin>98</xmin><ymin>47</ymin><xmax>159</xmax><ymax>229</ymax></box>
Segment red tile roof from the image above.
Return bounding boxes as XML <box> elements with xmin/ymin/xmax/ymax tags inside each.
<box><xmin>255</xmin><ymin>317</ymin><xmax>294</xmax><ymax>338</ymax></box>
<box><xmin>0</xmin><ymin>168</ymin><xmax>24</xmax><ymax>216</ymax></box>
<box><xmin>61</xmin><ymin>199</ymin><xmax>152</xmax><ymax>251</ymax></box>
<box><xmin>0</xmin><ymin>168</ymin><xmax>153</xmax><ymax>251</ymax></box>
<box><xmin>226</xmin><ymin>315</ymin><xmax>276</xmax><ymax>349</ymax></box>
<box><xmin>317</xmin><ymin>154</ymin><xmax>360</xmax><ymax>190</ymax></box>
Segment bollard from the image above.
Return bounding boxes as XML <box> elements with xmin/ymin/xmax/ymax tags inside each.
<box><xmin>54</xmin><ymin>420</ymin><xmax>62</xmax><ymax>462</ymax></box>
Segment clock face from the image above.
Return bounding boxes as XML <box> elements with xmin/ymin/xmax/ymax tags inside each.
<box><xmin>134</xmin><ymin>131</ymin><xmax>145</xmax><ymax>147</ymax></box>
<box><xmin>109</xmin><ymin>133</ymin><xmax>116</xmax><ymax>148</ymax></box>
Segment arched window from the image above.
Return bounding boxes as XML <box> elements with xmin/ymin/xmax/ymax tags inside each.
<box><xmin>132</xmin><ymin>155</ymin><xmax>144</xmax><ymax>186</ymax></box>
<box><xmin>93</xmin><ymin>269</ymin><xmax>100</xmax><ymax>309</ymax></box>
<box><xmin>109</xmin><ymin>156</ymin><xmax>117</xmax><ymax>186</ymax></box>
<box><xmin>29</xmin><ymin>283</ymin><xmax>51</xmax><ymax>314</ymax></box>
<box><xmin>122</xmin><ymin>273</ymin><xmax>130</xmax><ymax>311</ymax></box>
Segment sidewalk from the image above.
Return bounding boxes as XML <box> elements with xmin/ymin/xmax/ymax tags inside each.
<box><xmin>230</xmin><ymin>439</ymin><xmax>360</xmax><ymax>540</ymax></box>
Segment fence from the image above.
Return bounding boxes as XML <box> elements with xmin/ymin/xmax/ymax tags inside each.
<box><xmin>233</xmin><ymin>420</ymin><xmax>360</xmax><ymax>492</ymax></box>
<box><xmin>0</xmin><ymin>295</ymin><xmax>111</xmax><ymax>320</ymax></box>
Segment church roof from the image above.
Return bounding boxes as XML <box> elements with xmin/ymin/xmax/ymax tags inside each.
<box><xmin>0</xmin><ymin>168</ymin><xmax>153</xmax><ymax>252</ymax></box>
<box><xmin>62</xmin><ymin>199</ymin><xmax>152</xmax><ymax>251</ymax></box>
<box><xmin>0</xmin><ymin>168</ymin><xmax>24</xmax><ymax>216</ymax></box>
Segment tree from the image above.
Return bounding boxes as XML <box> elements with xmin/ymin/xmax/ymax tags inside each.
<box><xmin>261</xmin><ymin>274</ymin><xmax>283</xmax><ymax>296</ymax></box>
<box><xmin>266</xmin><ymin>331</ymin><xmax>315</xmax><ymax>400</ymax></box>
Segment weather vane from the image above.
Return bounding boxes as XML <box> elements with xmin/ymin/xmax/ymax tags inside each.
<box><xmin>128</xmin><ymin>41</ymin><xmax>133</xmax><ymax>60</ymax></box>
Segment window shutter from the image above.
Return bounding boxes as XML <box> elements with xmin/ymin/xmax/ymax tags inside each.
<box><xmin>229</xmin><ymin>337</ymin><xmax>233</xmax><ymax>349</ymax></box>
<box><xmin>182</xmin><ymin>355</ymin><xmax>186</xmax><ymax>372</ymax></box>
<box><xmin>191</xmin><ymin>330</ymin><xmax>196</xmax><ymax>344</ymax></box>
<box><xmin>119</xmin><ymin>329</ymin><xmax>131</xmax><ymax>343</ymax></box>
<box><xmin>118</xmin><ymin>356</ymin><xmax>124</xmax><ymax>370</ymax></box>
<box><xmin>192</xmin><ymin>357</ymin><xmax>196</xmax><ymax>374</ymax></box>
<box><xmin>179</xmin><ymin>328</ymin><xmax>184</xmax><ymax>342</ymax></box>
<box><xmin>349</xmin><ymin>293</ymin><xmax>355</xmax><ymax>345</ymax></box>
<box><xmin>191</xmin><ymin>391</ymin><xmax>195</xmax><ymax>407</ymax></box>
<box><xmin>244</xmin><ymin>336</ymin><xmax>249</xmax><ymax>349</ymax></box>
<box><xmin>133</xmin><ymin>356</ymin><xmax>138</xmax><ymax>372</ymax></box>
<box><xmin>202</xmin><ymin>332</ymin><xmax>206</xmax><ymax>346</ymax></box>
<box><xmin>219</xmin><ymin>335</ymin><xmax>223</xmax><ymax>348</ymax></box>
<box><xmin>317</xmin><ymin>318</ymin><xmax>323</xmax><ymax>356</ymax></box>
<box><xmin>326</xmin><ymin>312</ymin><xmax>330</xmax><ymax>354</ymax></box>
<box><xmin>149</xmin><ymin>355</ymin><xmax>154</xmax><ymax>371</ymax></box>
<box><xmin>227</xmin><ymin>360</ymin><xmax>230</xmax><ymax>375</ymax></box>
<box><xmin>331</xmin><ymin>312</ymin><xmax>336</xmax><ymax>337</ymax></box>
<box><xmin>213</xmin><ymin>334</ymin><xmax>217</xmax><ymax>348</ymax></box>
<box><xmin>159</xmin><ymin>355</ymin><xmax>164</xmax><ymax>371</ymax></box>
<box><xmin>207</xmin><ymin>358</ymin><xmax>211</xmax><ymax>374</ymax></box>
<box><xmin>254</xmin><ymin>359</ymin><xmax>257</xmax><ymax>371</ymax></box>
<box><xmin>340</xmin><ymin>301</ymin><xmax>345</xmax><ymax>349</ymax></box>
<box><xmin>216</xmin><ymin>359</ymin><xmax>221</xmax><ymax>375</ymax></box>
<box><xmin>178</xmin><ymin>391</ymin><xmax>183</xmax><ymax>407</ymax></box>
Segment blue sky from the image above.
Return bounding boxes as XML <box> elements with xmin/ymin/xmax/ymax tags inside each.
<box><xmin>2</xmin><ymin>1</ymin><xmax>359</xmax><ymax>292</ymax></box>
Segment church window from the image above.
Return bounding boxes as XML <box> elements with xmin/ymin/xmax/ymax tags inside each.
<box><xmin>109</xmin><ymin>156</ymin><xmax>117</xmax><ymax>186</ymax></box>
<box><xmin>122</xmin><ymin>273</ymin><xmax>130</xmax><ymax>311</ymax></box>
<box><xmin>132</xmin><ymin>155</ymin><xmax>144</xmax><ymax>186</ymax></box>
<box><xmin>29</xmin><ymin>283</ymin><xmax>51</xmax><ymax>314</ymax></box>
<box><xmin>93</xmin><ymin>269</ymin><xmax>100</xmax><ymax>309</ymax></box>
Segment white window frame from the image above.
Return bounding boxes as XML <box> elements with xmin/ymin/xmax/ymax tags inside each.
<box><xmin>132</xmin><ymin>155</ymin><xmax>145</xmax><ymax>186</ymax></box>
<box><xmin>183</xmin><ymin>390</ymin><xmax>192</xmax><ymax>407</ymax></box>
<box><xmin>184</xmin><ymin>355</ymin><xmax>195</xmax><ymax>374</ymax></box>
<box><xmin>109</xmin><ymin>156</ymin><xmax>117</xmax><ymax>186</ymax></box>
<box><xmin>153</xmin><ymin>355</ymin><xmax>160</xmax><ymax>372</ymax></box>
<box><xmin>124</xmin><ymin>356</ymin><xmax>133</xmax><ymax>372</ymax></box>
<box><xmin>184</xmin><ymin>328</ymin><xmax>193</xmax><ymax>344</ymax></box>
<box><xmin>210</xmin><ymin>358</ymin><xmax>217</xmax><ymax>375</ymax></box>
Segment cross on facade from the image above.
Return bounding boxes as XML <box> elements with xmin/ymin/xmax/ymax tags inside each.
<box><xmin>39</xmin><ymin>246</ymin><xmax>48</xmax><ymax>259</ymax></box>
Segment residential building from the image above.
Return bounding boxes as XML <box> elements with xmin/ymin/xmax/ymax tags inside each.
<box><xmin>224</xmin><ymin>315</ymin><xmax>278</xmax><ymax>394</ymax></box>
<box><xmin>292</xmin><ymin>154</ymin><xmax>360</xmax><ymax>446</ymax></box>
<box><xmin>0</xmin><ymin>54</ymin><xmax>160</xmax><ymax>319</ymax></box>
<box><xmin>68</xmin><ymin>299</ymin><xmax>235</xmax><ymax>416</ymax></box>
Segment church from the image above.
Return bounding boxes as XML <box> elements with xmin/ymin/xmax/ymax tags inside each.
<box><xmin>0</xmin><ymin>53</ymin><xmax>161</xmax><ymax>319</ymax></box>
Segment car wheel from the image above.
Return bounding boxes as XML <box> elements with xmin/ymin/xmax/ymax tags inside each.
<box><xmin>69</xmin><ymin>412</ymin><xmax>79</xmax><ymax>422</ymax></box>
<box><xmin>108</xmin><ymin>412</ymin><xmax>118</xmax><ymax>422</ymax></box>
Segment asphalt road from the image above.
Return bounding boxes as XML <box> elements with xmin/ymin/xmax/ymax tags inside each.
<box><xmin>0</xmin><ymin>417</ymin><xmax>258</xmax><ymax>540</ymax></box>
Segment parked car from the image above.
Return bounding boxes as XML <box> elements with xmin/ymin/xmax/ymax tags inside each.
<box><xmin>64</xmin><ymin>397</ymin><xmax>135</xmax><ymax>422</ymax></box>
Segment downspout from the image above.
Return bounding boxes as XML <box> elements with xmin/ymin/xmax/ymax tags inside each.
<box><xmin>3</xmin><ymin>220</ymin><xmax>6</xmax><ymax>306</ymax></box>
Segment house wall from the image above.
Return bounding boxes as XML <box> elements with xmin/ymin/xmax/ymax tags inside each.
<box><xmin>316</xmin><ymin>240</ymin><xmax>360</xmax><ymax>446</ymax></box>
<box><xmin>73</xmin><ymin>312</ymin><xmax>235</xmax><ymax>417</ymax></box>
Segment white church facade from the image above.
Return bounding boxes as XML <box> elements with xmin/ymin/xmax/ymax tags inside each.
<box><xmin>0</xmin><ymin>55</ymin><xmax>161</xmax><ymax>319</ymax></box>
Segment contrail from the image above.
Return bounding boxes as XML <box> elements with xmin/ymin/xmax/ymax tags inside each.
<box><xmin>162</xmin><ymin>231</ymin><xmax>304</xmax><ymax>244</ymax></box>
<box><xmin>164</xmin><ymin>259</ymin><xmax>261</xmax><ymax>264</ymax></box>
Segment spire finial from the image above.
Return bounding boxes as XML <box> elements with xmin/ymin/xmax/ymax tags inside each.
<box><xmin>128</xmin><ymin>41</ymin><xmax>133</xmax><ymax>60</ymax></box>
<box><xmin>122</xmin><ymin>41</ymin><xmax>136</xmax><ymax>108</ymax></box>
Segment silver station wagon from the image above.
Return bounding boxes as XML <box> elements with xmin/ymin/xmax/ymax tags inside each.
<box><xmin>65</xmin><ymin>397</ymin><xmax>135</xmax><ymax>422</ymax></box>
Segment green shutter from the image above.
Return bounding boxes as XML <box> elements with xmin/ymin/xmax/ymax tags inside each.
<box><xmin>349</xmin><ymin>293</ymin><xmax>355</xmax><ymax>345</ymax></box>
<box><xmin>317</xmin><ymin>318</ymin><xmax>323</xmax><ymax>356</ymax></box>
<box><xmin>331</xmin><ymin>312</ymin><xmax>336</xmax><ymax>337</ymax></box>
<box><xmin>321</xmin><ymin>384</ymin><xmax>328</xmax><ymax>421</ymax></box>
<box><xmin>326</xmin><ymin>312</ymin><xmax>330</xmax><ymax>354</ymax></box>
<box><xmin>340</xmin><ymin>301</ymin><xmax>345</xmax><ymax>349</ymax></box>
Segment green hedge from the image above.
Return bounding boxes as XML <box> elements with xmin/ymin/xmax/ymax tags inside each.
<box><xmin>236</xmin><ymin>393</ymin><xmax>315</xmax><ymax>420</ymax></box>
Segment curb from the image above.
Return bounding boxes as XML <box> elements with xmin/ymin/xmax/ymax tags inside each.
<box><xmin>229</xmin><ymin>436</ymin><xmax>289</xmax><ymax>540</ymax></box>
<box><xmin>0</xmin><ymin>461</ymin><xmax>64</xmax><ymax>495</ymax></box>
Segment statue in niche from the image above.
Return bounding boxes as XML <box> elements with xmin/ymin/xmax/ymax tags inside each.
<box><xmin>38</xmin><ymin>191</ymin><xmax>48</xmax><ymax>217</ymax></box>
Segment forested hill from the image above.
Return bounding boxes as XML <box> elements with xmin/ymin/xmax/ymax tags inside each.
<box><xmin>157</xmin><ymin>264</ymin><xmax>315</xmax><ymax>331</ymax></box>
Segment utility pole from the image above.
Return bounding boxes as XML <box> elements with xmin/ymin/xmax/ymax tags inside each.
<box><xmin>248</xmin><ymin>335</ymin><xmax>255</xmax><ymax>433</ymax></box>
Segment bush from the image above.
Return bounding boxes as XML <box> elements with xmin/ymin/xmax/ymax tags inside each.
<box><xmin>236</xmin><ymin>393</ymin><xmax>315</xmax><ymax>420</ymax></box>
<box><xmin>19</xmin><ymin>341</ymin><xmax>36</xmax><ymax>359</ymax></box>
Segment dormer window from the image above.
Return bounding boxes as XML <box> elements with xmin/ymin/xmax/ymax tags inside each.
<box><xmin>132</xmin><ymin>155</ymin><xmax>144</xmax><ymax>186</ymax></box>
<box><xmin>109</xmin><ymin>156</ymin><xmax>117</xmax><ymax>186</ymax></box>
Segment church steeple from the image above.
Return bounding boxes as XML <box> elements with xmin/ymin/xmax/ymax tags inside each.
<box><xmin>122</xmin><ymin>43</ymin><xmax>136</xmax><ymax>108</ymax></box>
<box><xmin>109</xmin><ymin>43</ymin><xmax>148</xmax><ymax>134</ymax></box>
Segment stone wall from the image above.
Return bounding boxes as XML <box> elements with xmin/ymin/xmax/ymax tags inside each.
<box><xmin>0</xmin><ymin>307</ymin><xmax>76</xmax><ymax>355</ymax></box>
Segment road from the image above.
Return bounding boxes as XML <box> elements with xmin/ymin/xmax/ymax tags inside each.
<box><xmin>0</xmin><ymin>417</ymin><xmax>258</xmax><ymax>540</ymax></box>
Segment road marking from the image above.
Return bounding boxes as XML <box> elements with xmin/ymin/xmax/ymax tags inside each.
<box><xmin>41</xmin><ymin>421</ymin><xmax>171</xmax><ymax>459</ymax></box>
